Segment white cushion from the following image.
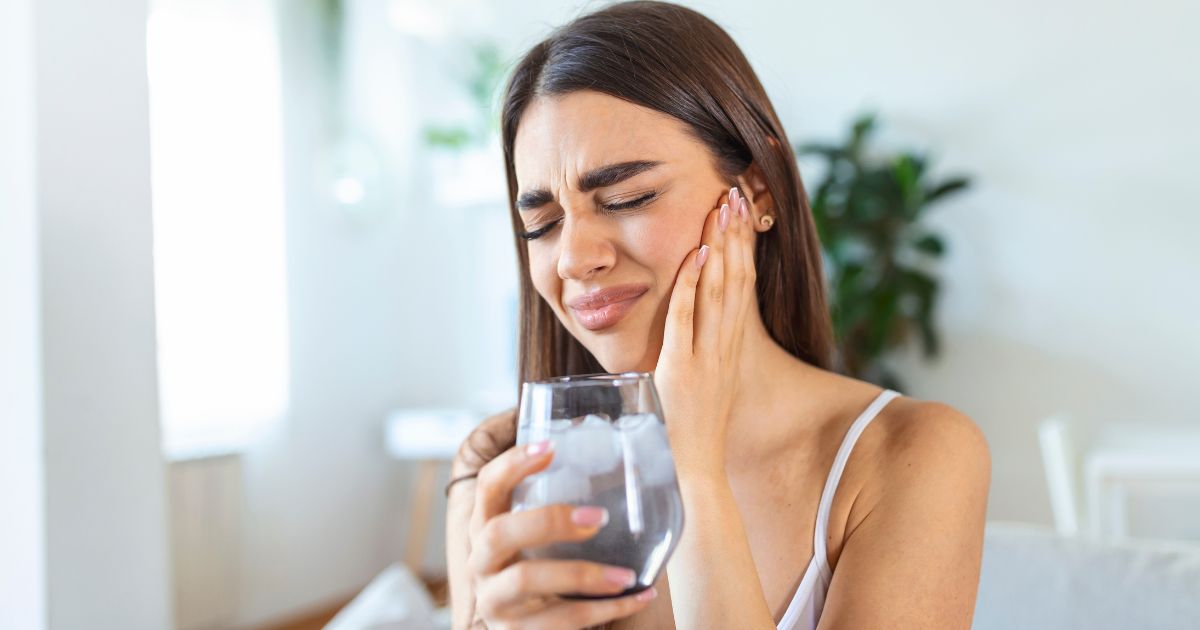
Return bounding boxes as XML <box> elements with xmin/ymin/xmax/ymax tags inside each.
<box><xmin>975</xmin><ymin>522</ymin><xmax>1200</xmax><ymax>630</ymax></box>
<box><xmin>326</xmin><ymin>563</ymin><xmax>449</xmax><ymax>630</ymax></box>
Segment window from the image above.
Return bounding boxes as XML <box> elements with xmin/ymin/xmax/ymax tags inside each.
<box><xmin>146</xmin><ymin>0</ymin><xmax>289</xmax><ymax>459</ymax></box>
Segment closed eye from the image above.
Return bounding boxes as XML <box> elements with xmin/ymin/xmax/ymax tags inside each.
<box><xmin>519</xmin><ymin>220</ymin><xmax>560</xmax><ymax>241</ymax></box>
<box><xmin>601</xmin><ymin>191</ymin><xmax>658</xmax><ymax>212</ymax></box>
<box><xmin>519</xmin><ymin>190</ymin><xmax>659</xmax><ymax>241</ymax></box>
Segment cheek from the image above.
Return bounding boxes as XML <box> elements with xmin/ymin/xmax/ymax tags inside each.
<box><xmin>528</xmin><ymin>251</ymin><xmax>560</xmax><ymax>306</ymax></box>
<box><xmin>624</xmin><ymin>204</ymin><xmax>708</xmax><ymax>281</ymax></box>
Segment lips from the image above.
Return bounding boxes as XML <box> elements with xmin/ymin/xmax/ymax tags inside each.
<box><xmin>566</xmin><ymin>284</ymin><xmax>649</xmax><ymax>331</ymax></box>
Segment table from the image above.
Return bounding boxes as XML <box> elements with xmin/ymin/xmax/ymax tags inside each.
<box><xmin>384</xmin><ymin>408</ymin><xmax>481</xmax><ymax>571</ymax></box>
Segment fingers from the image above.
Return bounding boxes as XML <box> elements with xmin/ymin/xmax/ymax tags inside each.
<box><xmin>662</xmin><ymin>243</ymin><xmax>708</xmax><ymax>358</ymax></box>
<box><xmin>723</xmin><ymin>189</ymin><xmax>754</xmax><ymax>356</ymax></box>
<box><xmin>662</xmin><ymin>185</ymin><xmax>757</xmax><ymax>360</ymax></box>
<box><xmin>520</xmin><ymin>588</ymin><xmax>658</xmax><ymax>630</ymax></box>
<box><xmin>454</xmin><ymin>409</ymin><xmax>518</xmax><ymax>476</ymax></box>
<box><xmin>470</xmin><ymin>504</ymin><xmax>610</xmax><ymax>575</ymax></box>
<box><xmin>471</xmin><ymin>441</ymin><xmax>555</xmax><ymax>532</ymax></box>
<box><xmin>735</xmin><ymin>195</ymin><xmax>757</xmax><ymax>338</ymax></box>
<box><xmin>718</xmin><ymin>187</ymin><xmax>749</xmax><ymax>356</ymax></box>
<box><xmin>476</xmin><ymin>559</ymin><xmax>638</xmax><ymax>617</ymax></box>
<box><xmin>692</xmin><ymin>200</ymin><xmax>727</xmax><ymax>355</ymax></box>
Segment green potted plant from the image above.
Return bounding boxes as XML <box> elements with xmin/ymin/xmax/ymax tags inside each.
<box><xmin>798</xmin><ymin>114</ymin><xmax>971</xmax><ymax>389</ymax></box>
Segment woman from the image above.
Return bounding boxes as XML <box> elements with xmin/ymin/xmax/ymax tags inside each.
<box><xmin>446</xmin><ymin>2</ymin><xmax>990</xmax><ymax>628</ymax></box>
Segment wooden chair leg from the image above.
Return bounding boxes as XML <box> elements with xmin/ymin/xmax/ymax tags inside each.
<box><xmin>404</xmin><ymin>459</ymin><xmax>442</xmax><ymax>572</ymax></box>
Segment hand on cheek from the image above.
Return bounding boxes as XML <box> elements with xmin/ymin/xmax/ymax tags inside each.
<box><xmin>653</xmin><ymin>185</ymin><xmax>757</xmax><ymax>474</ymax></box>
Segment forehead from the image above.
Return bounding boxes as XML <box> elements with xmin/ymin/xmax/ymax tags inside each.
<box><xmin>512</xmin><ymin>91</ymin><xmax>702</xmax><ymax>188</ymax></box>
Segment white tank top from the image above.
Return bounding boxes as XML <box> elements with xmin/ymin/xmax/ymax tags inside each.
<box><xmin>775</xmin><ymin>389</ymin><xmax>901</xmax><ymax>630</ymax></box>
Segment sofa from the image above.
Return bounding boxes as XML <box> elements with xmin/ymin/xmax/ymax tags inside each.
<box><xmin>974</xmin><ymin>522</ymin><xmax>1200</xmax><ymax>629</ymax></box>
<box><xmin>329</xmin><ymin>521</ymin><xmax>1200</xmax><ymax>629</ymax></box>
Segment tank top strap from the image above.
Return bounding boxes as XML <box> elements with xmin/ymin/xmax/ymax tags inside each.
<box><xmin>810</xmin><ymin>389</ymin><xmax>901</xmax><ymax>575</ymax></box>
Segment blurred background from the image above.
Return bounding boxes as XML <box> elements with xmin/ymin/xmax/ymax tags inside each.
<box><xmin>2</xmin><ymin>0</ymin><xmax>1198</xmax><ymax>628</ymax></box>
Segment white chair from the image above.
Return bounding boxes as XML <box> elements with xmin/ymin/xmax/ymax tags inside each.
<box><xmin>1037</xmin><ymin>415</ymin><xmax>1084</xmax><ymax>536</ymax></box>
<box><xmin>1038</xmin><ymin>416</ymin><xmax>1200</xmax><ymax>544</ymax></box>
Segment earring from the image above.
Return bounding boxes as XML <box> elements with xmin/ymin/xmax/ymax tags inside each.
<box><xmin>759</xmin><ymin>214</ymin><xmax>775</xmax><ymax>229</ymax></box>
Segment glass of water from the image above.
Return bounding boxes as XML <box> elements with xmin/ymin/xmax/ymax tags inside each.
<box><xmin>511</xmin><ymin>372</ymin><xmax>685</xmax><ymax>599</ymax></box>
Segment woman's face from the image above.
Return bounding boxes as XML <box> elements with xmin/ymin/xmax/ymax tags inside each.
<box><xmin>513</xmin><ymin>90</ymin><xmax>731</xmax><ymax>372</ymax></box>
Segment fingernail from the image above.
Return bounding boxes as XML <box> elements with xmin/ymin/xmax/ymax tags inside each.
<box><xmin>729</xmin><ymin>186</ymin><xmax>740</xmax><ymax>206</ymax></box>
<box><xmin>718</xmin><ymin>204</ymin><xmax>729</xmax><ymax>232</ymax></box>
<box><xmin>739</xmin><ymin>197</ymin><xmax>749</xmax><ymax>220</ymax></box>
<box><xmin>635</xmin><ymin>587</ymin><xmax>657</xmax><ymax>601</ymax></box>
<box><xmin>571</xmin><ymin>506</ymin><xmax>609</xmax><ymax>527</ymax></box>
<box><xmin>696</xmin><ymin>244</ymin><xmax>710</xmax><ymax>268</ymax></box>
<box><xmin>604</xmin><ymin>567</ymin><xmax>637</xmax><ymax>587</ymax></box>
<box><xmin>525</xmin><ymin>441</ymin><xmax>552</xmax><ymax>457</ymax></box>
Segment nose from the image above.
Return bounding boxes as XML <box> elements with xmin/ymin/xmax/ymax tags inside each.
<box><xmin>556</xmin><ymin>214</ymin><xmax>615</xmax><ymax>281</ymax></box>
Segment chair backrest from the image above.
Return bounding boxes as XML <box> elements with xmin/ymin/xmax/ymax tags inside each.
<box><xmin>1037</xmin><ymin>415</ymin><xmax>1083</xmax><ymax>536</ymax></box>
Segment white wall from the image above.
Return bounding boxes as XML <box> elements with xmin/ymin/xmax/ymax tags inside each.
<box><xmin>448</xmin><ymin>0</ymin><xmax>1200</xmax><ymax>525</ymax></box>
<box><xmin>34</xmin><ymin>0</ymin><xmax>174</xmax><ymax>627</ymax></box>
<box><xmin>719</xmin><ymin>0</ymin><xmax>1200</xmax><ymax>524</ymax></box>
<box><xmin>170</xmin><ymin>0</ymin><xmax>1200</xmax><ymax>617</ymax></box>
<box><xmin>218</xmin><ymin>2</ymin><xmax>472</xmax><ymax>624</ymax></box>
<box><xmin>158</xmin><ymin>3</ymin><xmax>507</xmax><ymax>624</ymax></box>
<box><xmin>0</xmin><ymin>0</ymin><xmax>45</xmax><ymax>626</ymax></box>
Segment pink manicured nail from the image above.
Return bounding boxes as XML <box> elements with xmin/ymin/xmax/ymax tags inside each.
<box><xmin>571</xmin><ymin>506</ymin><xmax>609</xmax><ymax>527</ymax></box>
<box><xmin>604</xmin><ymin>567</ymin><xmax>637</xmax><ymax>587</ymax></box>
<box><xmin>696</xmin><ymin>245</ymin><xmax>710</xmax><ymax>268</ymax></box>
<box><xmin>729</xmin><ymin>186</ymin><xmax>740</xmax><ymax>206</ymax></box>
<box><xmin>739</xmin><ymin>197</ymin><xmax>750</xmax><ymax>220</ymax></box>
<box><xmin>525</xmin><ymin>441</ymin><xmax>552</xmax><ymax>457</ymax></box>
<box><xmin>718</xmin><ymin>204</ymin><xmax>730</xmax><ymax>231</ymax></box>
<box><xmin>635</xmin><ymin>587</ymin><xmax>658</xmax><ymax>601</ymax></box>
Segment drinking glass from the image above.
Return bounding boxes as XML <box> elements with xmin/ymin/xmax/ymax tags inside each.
<box><xmin>510</xmin><ymin>372</ymin><xmax>685</xmax><ymax>599</ymax></box>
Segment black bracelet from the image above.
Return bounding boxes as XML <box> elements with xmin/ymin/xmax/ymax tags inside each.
<box><xmin>444</xmin><ymin>472</ymin><xmax>480</xmax><ymax>497</ymax></box>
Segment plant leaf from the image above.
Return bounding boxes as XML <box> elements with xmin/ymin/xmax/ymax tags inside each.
<box><xmin>796</xmin><ymin>142</ymin><xmax>847</xmax><ymax>161</ymax></box>
<box><xmin>849</xmin><ymin>113</ymin><xmax>876</xmax><ymax>158</ymax></box>
<box><xmin>913</xmin><ymin>234</ymin><xmax>946</xmax><ymax>256</ymax></box>
<box><xmin>925</xmin><ymin>176</ymin><xmax>970</xmax><ymax>204</ymax></box>
<box><xmin>794</xmin><ymin>113</ymin><xmax>965</xmax><ymax>376</ymax></box>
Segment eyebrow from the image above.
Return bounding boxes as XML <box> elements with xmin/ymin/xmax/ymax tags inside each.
<box><xmin>516</xmin><ymin>160</ymin><xmax>664</xmax><ymax>211</ymax></box>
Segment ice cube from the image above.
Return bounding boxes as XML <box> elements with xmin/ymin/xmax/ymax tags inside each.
<box><xmin>512</xmin><ymin>467</ymin><xmax>591</xmax><ymax>508</ymax></box>
<box><xmin>577</xmin><ymin>413</ymin><xmax>612</xmax><ymax>429</ymax></box>
<box><xmin>617</xmin><ymin>414</ymin><xmax>677</xmax><ymax>486</ymax></box>
<box><xmin>555</xmin><ymin>414</ymin><xmax>621</xmax><ymax>476</ymax></box>
<box><xmin>615</xmin><ymin>412</ymin><xmax>654</xmax><ymax>431</ymax></box>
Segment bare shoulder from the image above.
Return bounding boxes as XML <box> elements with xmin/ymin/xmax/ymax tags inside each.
<box><xmin>819</xmin><ymin>394</ymin><xmax>991</xmax><ymax>627</ymax></box>
<box><xmin>787</xmin><ymin>368</ymin><xmax>989</xmax><ymax>484</ymax></box>
<box><xmin>847</xmin><ymin>395</ymin><xmax>992</xmax><ymax>532</ymax></box>
<box><xmin>874</xmin><ymin>396</ymin><xmax>991</xmax><ymax>483</ymax></box>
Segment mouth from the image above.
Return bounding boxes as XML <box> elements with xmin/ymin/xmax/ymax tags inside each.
<box><xmin>566</xmin><ymin>284</ymin><xmax>650</xmax><ymax>332</ymax></box>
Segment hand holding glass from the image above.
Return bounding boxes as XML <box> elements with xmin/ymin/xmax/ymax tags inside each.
<box><xmin>511</xmin><ymin>372</ymin><xmax>686</xmax><ymax>599</ymax></box>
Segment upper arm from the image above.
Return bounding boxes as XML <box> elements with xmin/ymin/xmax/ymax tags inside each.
<box><xmin>818</xmin><ymin>402</ymin><xmax>991</xmax><ymax>630</ymax></box>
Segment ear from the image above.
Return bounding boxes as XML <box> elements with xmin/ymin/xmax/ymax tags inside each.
<box><xmin>735</xmin><ymin>137</ymin><xmax>779</xmax><ymax>232</ymax></box>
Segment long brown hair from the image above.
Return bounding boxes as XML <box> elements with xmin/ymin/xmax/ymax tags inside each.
<box><xmin>500</xmin><ymin>0</ymin><xmax>833</xmax><ymax>387</ymax></box>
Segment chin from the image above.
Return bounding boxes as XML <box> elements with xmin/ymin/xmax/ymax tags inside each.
<box><xmin>581</xmin><ymin>333</ymin><xmax>660</xmax><ymax>374</ymax></box>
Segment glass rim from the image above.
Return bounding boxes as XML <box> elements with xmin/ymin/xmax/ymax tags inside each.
<box><xmin>524</xmin><ymin>371</ymin><xmax>653</xmax><ymax>387</ymax></box>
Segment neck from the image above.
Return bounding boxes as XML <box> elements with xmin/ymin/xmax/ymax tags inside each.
<box><xmin>723</xmin><ymin>311</ymin><xmax>820</xmax><ymax>465</ymax></box>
